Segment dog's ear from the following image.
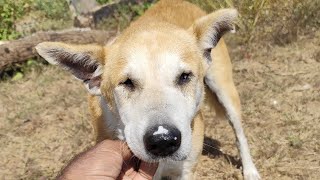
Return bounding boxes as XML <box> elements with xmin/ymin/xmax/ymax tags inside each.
<box><xmin>35</xmin><ymin>42</ymin><xmax>106</xmax><ymax>95</ymax></box>
<box><xmin>189</xmin><ymin>9</ymin><xmax>238</xmax><ymax>63</ymax></box>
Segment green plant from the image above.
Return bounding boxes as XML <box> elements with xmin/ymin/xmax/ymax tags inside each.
<box><xmin>287</xmin><ymin>135</ymin><xmax>303</xmax><ymax>149</ymax></box>
<box><xmin>34</xmin><ymin>0</ymin><xmax>70</xmax><ymax>20</ymax></box>
<box><xmin>131</xmin><ymin>2</ymin><xmax>153</xmax><ymax>16</ymax></box>
<box><xmin>0</xmin><ymin>58</ymin><xmax>48</xmax><ymax>81</ymax></box>
<box><xmin>0</xmin><ymin>0</ymin><xmax>72</xmax><ymax>40</ymax></box>
<box><xmin>96</xmin><ymin>0</ymin><xmax>113</xmax><ymax>5</ymax></box>
<box><xmin>0</xmin><ymin>0</ymin><xmax>27</xmax><ymax>40</ymax></box>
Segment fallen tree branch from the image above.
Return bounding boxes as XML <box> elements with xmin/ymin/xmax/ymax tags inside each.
<box><xmin>0</xmin><ymin>29</ymin><xmax>116</xmax><ymax>72</ymax></box>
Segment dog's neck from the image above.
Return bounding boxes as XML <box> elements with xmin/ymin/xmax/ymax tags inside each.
<box><xmin>99</xmin><ymin>96</ymin><xmax>125</xmax><ymax>140</ymax></box>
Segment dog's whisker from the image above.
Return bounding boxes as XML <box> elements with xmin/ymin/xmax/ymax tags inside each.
<box><xmin>203</xmin><ymin>143</ymin><xmax>222</xmax><ymax>151</ymax></box>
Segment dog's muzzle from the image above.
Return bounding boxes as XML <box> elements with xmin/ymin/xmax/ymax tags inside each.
<box><xmin>143</xmin><ymin>124</ymin><xmax>181</xmax><ymax>157</ymax></box>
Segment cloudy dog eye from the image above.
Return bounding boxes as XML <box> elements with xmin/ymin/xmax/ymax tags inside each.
<box><xmin>121</xmin><ymin>78</ymin><xmax>135</xmax><ymax>90</ymax></box>
<box><xmin>177</xmin><ymin>72</ymin><xmax>193</xmax><ymax>85</ymax></box>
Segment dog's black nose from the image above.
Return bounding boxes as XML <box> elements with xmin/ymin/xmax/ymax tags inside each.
<box><xmin>143</xmin><ymin>124</ymin><xmax>181</xmax><ymax>157</ymax></box>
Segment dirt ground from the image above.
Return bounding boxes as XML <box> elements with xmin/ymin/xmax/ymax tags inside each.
<box><xmin>1</xmin><ymin>29</ymin><xmax>319</xmax><ymax>179</ymax></box>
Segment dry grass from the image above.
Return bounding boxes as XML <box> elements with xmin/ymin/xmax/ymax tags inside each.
<box><xmin>0</xmin><ymin>67</ymin><xmax>95</xmax><ymax>179</ymax></box>
<box><xmin>189</xmin><ymin>0</ymin><xmax>320</xmax><ymax>44</ymax></box>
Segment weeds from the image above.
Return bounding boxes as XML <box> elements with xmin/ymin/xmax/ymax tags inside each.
<box><xmin>188</xmin><ymin>0</ymin><xmax>320</xmax><ymax>44</ymax></box>
<box><xmin>287</xmin><ymin>135</ymin><xmax>303</xmax><ymax>149</ymax></box>
<box><xmin>0</xmin><ymin>0</ymin><xmax>71</xmax><ymax>40</ymax></box>
<box><xmin>292</xmin><ymin>0</ymin><xmax>320</xmax><ymax>28</ymax></box>
<box><xmin>0</xmin><ymin>0</ymin><xmax>28</xmax><ymax>40</ymax></box>
<box><xmin>96</xmin><ymin>0</ymin><xmax>113</xmax><ymax>5</ymax></box>
<box><xmin>33</xmin><ymin>0</ymin><xmax>70</xmax><ymax>20</ymax></box>
<box><xmin>0</xmin><ymin>58</ymin><xmax>48</xmax><ymax>81</ymax></box>
<box><xmin>188</xmin><ymin>0</ymin><xmax>269</xmax><ymax>42</ymax></box>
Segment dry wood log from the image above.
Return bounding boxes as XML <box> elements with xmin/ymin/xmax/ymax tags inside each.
<box><xmin>0</xmin><ymin>29</ymin><xmax>116</xmax><ymax>72</ymax></box>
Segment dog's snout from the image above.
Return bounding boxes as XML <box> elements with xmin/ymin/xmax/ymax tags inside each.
<box><xmin>144</xmin><ymin>124</ymin><xmax>181</xmax><ymax>157</ymax></box>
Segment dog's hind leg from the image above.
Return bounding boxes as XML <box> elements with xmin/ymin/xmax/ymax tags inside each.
<box><xmin>204</xmin><ymin>40</ymin><xmax>260</xmax><ymax>180</ymax></box>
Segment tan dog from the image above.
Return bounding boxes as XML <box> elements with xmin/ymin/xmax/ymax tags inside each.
<box><xmin>36</xmin><ymin>0</ymin><xmax>260</xmax><ymax>179</ymax></box>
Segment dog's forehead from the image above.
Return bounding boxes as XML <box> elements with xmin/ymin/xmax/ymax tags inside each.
<box><xmin>120</xmin><ymin>28</ymin><xmax>196</xmax><ymax>55</ymax></box>
<box><xmin>120</xmin><ymin>30</ymin><xmax>196</xmax><ymax>74</ymax></box>
<box><xmin>124</xmin><ymin>45</ymin><xmax>188</xmax><ymax>82</ymax></box>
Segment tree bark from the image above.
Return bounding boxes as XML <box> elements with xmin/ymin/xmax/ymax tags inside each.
<box><xmin>0</xmin><ymin>29</ymin><xmax>115</xmax><ymax>72</ymax></box>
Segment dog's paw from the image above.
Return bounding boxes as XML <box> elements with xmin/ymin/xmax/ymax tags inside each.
<box><xmin>243</xmin><ymin>166</ymin><xmax>261</xmax><ymax>180</ymax></box>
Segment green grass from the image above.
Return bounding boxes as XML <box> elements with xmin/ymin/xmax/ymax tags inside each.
<box><xmin>0</xmin><ymin>0</ymin><xmax>28</xmax><ymax>40</ymax></box>
<box><xmin>33</xmin><ymin>0</ymin><xmax>70</xmax><ymax>20</ymax></box>
<box><xmin>0</xmin><ymin>0</ymin><xmax>71</xmax><ymax>40</ymax></box>
<box><xmin>96</xmin><ymin>0</ymin><xmax>113</xmax><ymax>5</ymax></box>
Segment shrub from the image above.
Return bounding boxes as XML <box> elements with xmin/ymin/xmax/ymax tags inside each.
<box><xmin>0</xmin><ymin>0</ymin><xmax>71</xmax><ymax>40</ymax></box>
<box><xmin>96</xmin><ymin>0</ymin><xmax>113</xmax><ymax>5</ymax></box>
<box><xmin>0</xmin><ymin>0</ymin><xmax>27</xmax><ymax>40</ymax></box>
<box><xmin>34</xmin><ymin>0</ymin><xmax>70</xmax><ymax>20</ymax></box>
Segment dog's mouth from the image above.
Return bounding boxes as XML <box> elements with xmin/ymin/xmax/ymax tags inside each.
<box><xmin>151</xmin><ymin>154</ymin><xmax>188</xmax><ymax>162</ymax></box>
<box><xmin>138</xmin><ymin>151</ymin><xmax>188</xmax><ymax>163</ymax></box>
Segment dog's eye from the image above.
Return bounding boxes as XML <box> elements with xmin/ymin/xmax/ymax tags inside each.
<box><xmin>177</xmin><ymin>72</ymin><xmax>192</xmax><ymax>85</ymax></box>
<box><xmin>121</xmin><ymin>78</ymin><xmax>135</xmax><ymax>90</ymax></box>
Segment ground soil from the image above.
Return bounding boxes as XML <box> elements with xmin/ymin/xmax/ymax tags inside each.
<box><xmin>0</xmin><ymin>31</ymin><xmax>319</xmax><ymax>179</ymax></box>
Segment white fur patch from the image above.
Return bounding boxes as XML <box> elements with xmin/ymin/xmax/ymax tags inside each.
<box><xmin>124</xmin><ymin>46</ymin><xmax>149</xmax><ymax>81</ymax></box>
<box><xmin>153</xmin><ymin>126</ymin><xmax>169</xmax><ymax>135</ymax></box>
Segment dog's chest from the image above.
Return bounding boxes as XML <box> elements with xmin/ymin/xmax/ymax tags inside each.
<box><xmin>154</xmin><ymin>160</ymin><xmax>185</xmax><ymax>179</ymax></box>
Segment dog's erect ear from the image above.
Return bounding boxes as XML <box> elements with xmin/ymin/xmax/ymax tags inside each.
<box><xmin>35</xmin><ymin>42</ymin><xmax>106</xmax><ymax>95</ymax></box>
<box><xmin>190</xmin><ymin>9</ymin><xmax>238</xmax><ymax>62</ymax></box>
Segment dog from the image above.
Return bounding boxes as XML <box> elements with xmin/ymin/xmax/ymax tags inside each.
<box><xmin>36</xmin><ymin>0</ymin><xmax>260</xmax><ymax>179</ymax></box>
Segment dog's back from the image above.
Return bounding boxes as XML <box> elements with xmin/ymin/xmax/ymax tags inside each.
<box><xmin>135</xmin><ymin>0</ymin><xmax>206</xmax><ymax>28</ymax></box>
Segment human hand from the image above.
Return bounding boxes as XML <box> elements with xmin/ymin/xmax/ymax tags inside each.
<box><xmin>58</xmin><ymin>140</ymin><xmax>158</xmax><ymax>180</ymax></box>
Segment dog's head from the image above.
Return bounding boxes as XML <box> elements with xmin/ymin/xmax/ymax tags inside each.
<box><xmin>36</xmin><ymin>9</ymin><xmax>237</xmax><ymax>162</ymax></box>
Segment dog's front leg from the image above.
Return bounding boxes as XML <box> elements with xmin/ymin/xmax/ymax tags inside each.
<box><xmin>205</xmin><ymin>75</ymin><xmax>260</xmax><ymax>180</ymax></box>
<box><xmin>204</xmin><ymin>54</ymin><xmax>260</xmax><ymax>179</ymax></box>
<box><xmin>206</xmin><ymin>76</ymin><xmax>260</xmax><ymax>180</ymax></box>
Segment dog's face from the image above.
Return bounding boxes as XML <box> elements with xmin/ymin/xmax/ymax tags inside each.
<box><xmin>36</xmin><ymin>9</ymin><xmax>237</xmax><ymax>162</ymax></box>
<box><xmin>101</xmin><ymin>28</ymin><xmax>205</xmax><ymax>161</ymax></box>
